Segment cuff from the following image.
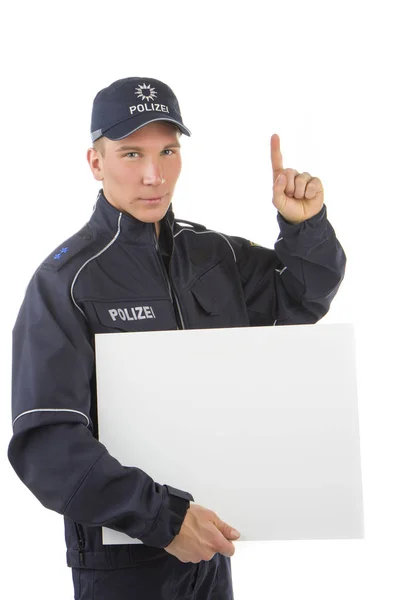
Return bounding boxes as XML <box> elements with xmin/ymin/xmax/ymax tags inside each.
<box><xmin>276</xmin><ymin>204</ymin><xmax>329</xmax><ymax>250</ymax></box>
<box><xmin>138</xmin><ymin>484</ymin><xmax>194</xmax><ymax>548</ymax></box>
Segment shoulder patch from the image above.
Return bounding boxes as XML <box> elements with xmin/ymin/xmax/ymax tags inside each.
<box><xmin>249</xmin><ymin>240</ymin><xmax>261</xmax><ymax>247</ymax></box>
<box><xmin>42</xmin><ymin>223</ymin><xmax>96</xmax><ymax>272</ymax></box>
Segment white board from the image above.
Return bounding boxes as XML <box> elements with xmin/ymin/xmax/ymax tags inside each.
<box><xmin>95</xmin><ymin>323</ymin><xmax>364</xmax><ymax>545</ymax></box>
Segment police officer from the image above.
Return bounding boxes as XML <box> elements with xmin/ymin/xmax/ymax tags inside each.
<box><xmin>8</xmin><ymin>77</ymin><xmax>346</xmax><ymax>599</ymax></box>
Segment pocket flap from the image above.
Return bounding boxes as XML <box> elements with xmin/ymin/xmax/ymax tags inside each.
<box><xmin>190</xmin><ymin>279</ymin><xmax>220</xmax><ymax>315</ymax></box>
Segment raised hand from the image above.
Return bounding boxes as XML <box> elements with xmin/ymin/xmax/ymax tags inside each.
<box><xmin>271</xmin><ymin>133</ymin><xmax>324</xmax><ymax>224</ymax></box>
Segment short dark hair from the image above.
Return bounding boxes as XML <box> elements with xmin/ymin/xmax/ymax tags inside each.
<box><xmin>93</xmin><ymin>123</ymin><xmax>182</xmax><ymax>156</ymax></box>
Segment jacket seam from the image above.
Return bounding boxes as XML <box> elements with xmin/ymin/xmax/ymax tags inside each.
<box><xmin>240</xmin><ymin>255</ymin><xmax>282</xmax><ymax>301</ymax></box>
<box><xmin>174</xmin><ymin>228</ymin><xmax>237</xmax><ymax>262</ymax></box>
<box><xmin>62</xmin><ymin>449</ymin><xmax>108</xmax><ymax>514</ymax></box>
<box><xmin>300</xmin><ymin>257</ymin><xmax>306</xmax><ymax>305</ymax></box>
<box><xmin>78</xmin><ymin>295</ymin><xmax>169</xmax><ymax>303</ymax></box>
<box><xmin>70</xmin><ymin>213</ymin><xmax>122</xmax><ymax>320</ymax></box>
<box><xmin>140</xmin><ymin>488</ymin><xmax>166</xmax><ymax>541</ymax></box>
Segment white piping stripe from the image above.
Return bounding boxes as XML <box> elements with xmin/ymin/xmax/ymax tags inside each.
<box><xmin>276</xmin><ymin>237</ymin><xmax>283</xmax><ymax>243</ymax></box>
<box><xmin>70</xmin><ymin>213</ymin><xmax>122</xmax><ymax>319</ymax></box>
<box><xmin>273</xmin><ymin>320</ymin><xmax>277</xmax><ymax>326</ymax></box>
<box><xmin>174</xmin><ymin>228</ymin><xmax>237</xmax><ymax>262</ymax></box>
<box><xmin>275</xmin><ymin>266</ymin><xmax>287</xmax><ymax>275</ymax></box>
<box><xmin>176</xmin><ymin>221</ymin><xmax>194</xmax><ymax>228</ymax></box>
<box><xmin>12</xmin><ymin>409</ymin><xmax>90</xmax><ymax>428</ymax></box>
<box><xmin>113</xmin><ymin>118</ymin><xmax>192</xmax><ymax>140</ymax></box>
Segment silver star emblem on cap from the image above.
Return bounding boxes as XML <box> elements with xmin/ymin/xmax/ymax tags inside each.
<box><xmin>135</xmin><ymin>83</ymin><xmax>157</xmax><ymax>102</ymax></box>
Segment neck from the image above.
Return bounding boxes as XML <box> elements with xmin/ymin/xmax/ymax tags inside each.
<box><xmin>155</xmin><ymin>221</ymin><xmax>161</xmax><ymax>239</ymax></box>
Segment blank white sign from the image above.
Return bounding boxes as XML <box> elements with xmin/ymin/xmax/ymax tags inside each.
<box><xmin>95</xmin><ymin>323</ymin><xmax>364</xmax><ymax>545</ymax></box>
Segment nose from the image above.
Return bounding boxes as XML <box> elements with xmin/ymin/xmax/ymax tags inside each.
<box><xmin>142</xmin><ymin>159</ymin><xmax>165</xmax><ymax>186</ymax></box>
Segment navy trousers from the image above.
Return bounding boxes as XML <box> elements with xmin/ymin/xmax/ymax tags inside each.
<box><xmin>72</xmin><ymin>553</ymin><xmax>234</xmax><ymax>599</ymax></box>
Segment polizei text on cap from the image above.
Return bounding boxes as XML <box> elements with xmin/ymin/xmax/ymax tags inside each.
<box><xmin>129</xmin><ymin>104</ymin><xmax>170</xmax><ymax>115</ymax></box>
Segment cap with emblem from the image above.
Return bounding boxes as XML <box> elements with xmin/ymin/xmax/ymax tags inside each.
<box><xmin>90</xmin><ymin>77</ymin><xmax>191</xmax><ymax>143</ymax></box>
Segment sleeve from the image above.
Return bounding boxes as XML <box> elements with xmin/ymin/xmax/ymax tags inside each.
<box><xmin>7</xmin><ymin>265</ymin><xmax>193</xmax><ymax>549</ymax></box>
<box><xmin>229</xmin><ymin>204</ymin><xmax>346</xmax><ymax>325</ymax></box>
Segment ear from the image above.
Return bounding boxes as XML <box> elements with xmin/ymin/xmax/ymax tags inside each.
<box><xmin>87</xmin><ymin>147</ymin><xmax>104</xmax><ymax>182</ymax></box>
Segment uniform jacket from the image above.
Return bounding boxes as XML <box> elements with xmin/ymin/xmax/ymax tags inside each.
<box><xmin>8</xmin><ymin>190</ymin><xmax>346</xmax><ymax>569</ymax></box>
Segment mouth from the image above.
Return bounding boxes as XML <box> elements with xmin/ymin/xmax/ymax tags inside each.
<box><xmin>139</xmin><ymin>194</ymin><xmax>166</xmax><ymax>203</ymax></box>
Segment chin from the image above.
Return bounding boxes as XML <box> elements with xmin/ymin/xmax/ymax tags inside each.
<box><xmin>136</xmin><ymin>207</ymin><xmax>169</xmax><ymax>224</ymax></box>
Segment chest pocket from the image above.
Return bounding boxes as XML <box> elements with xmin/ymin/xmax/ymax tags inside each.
<box><xmin>83</xmin><ymin>298</ymin><xmax>177</xmax><ymax>333</ymax></box>
<box><xmin>188</xmin><ymin>262</ymin><xmax>248</xmax><ymax>328</ymax></box>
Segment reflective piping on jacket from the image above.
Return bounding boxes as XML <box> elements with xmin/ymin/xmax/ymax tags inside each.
<box><xmin>70</xmin><ymin>213</ymin><xmax>122</xmax><ymax>319</ymax></box>
<box><xmin>174</xmin><ymin>228</ymin><xmax>237</xmax><ymax>263</ymax></box>
<box><xmin>176</xmin><ymin>221</ymin><xmax>194</xmax><ymax>228</ymax></box>
<box><xmin>12</xmin><ymin>408</ymin><xmax>90</xmax><ymax>428</ymax></box>
<box><xmin>275</xmin><ymin>266</ymin><xmax>287</xmax><ymax>275</ymax></box>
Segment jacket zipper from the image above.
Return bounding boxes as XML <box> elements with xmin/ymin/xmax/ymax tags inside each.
<box><xmin>153</xmin><ymin>228</ymin><xmax>185</xmax><ymax>330</ymax></box>
<box><xmin>74</xmin><ymin>522</ymin><xmax>85</xmax><ymax>566</ymax></box>
<box><xmin>165</xmin><ymin>222</ymin><xmax>186</xmax><ymax>330</ymax></box>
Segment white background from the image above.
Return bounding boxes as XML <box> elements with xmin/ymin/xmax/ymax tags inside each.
<box><xmin>1</xmin><ymin>1</ymin><xmax>399</xmax><ymax>598</ymax></box>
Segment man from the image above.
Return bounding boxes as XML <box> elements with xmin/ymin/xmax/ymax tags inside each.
<box><xmin>8</xmin><ymin>77</ymin><xmax>346</xmax><ymax>599</ymax></box>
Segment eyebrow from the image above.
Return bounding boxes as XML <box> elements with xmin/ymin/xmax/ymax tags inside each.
<box><xmin>116</xmin><ymin>142</ymin><xmax>181</xmax><ymax>152</ymax></box>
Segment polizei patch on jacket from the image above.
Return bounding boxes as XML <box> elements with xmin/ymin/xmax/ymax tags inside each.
<box><xmin>109</xmin><ymin>306</ymin><xmax>156</xmax><ymax>322</ymax></box>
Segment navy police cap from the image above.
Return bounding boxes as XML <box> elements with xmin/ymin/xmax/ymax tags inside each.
<box><xmin>90</xmin><ymin>77</ymin><xmax>191</xmax><ymax>142</ymax></box>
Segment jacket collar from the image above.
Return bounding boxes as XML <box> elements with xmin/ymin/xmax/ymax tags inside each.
<box><xmin>89</xmin><ymin>189</ymin><xmax>176</xmax><ymax>244</ymax></box>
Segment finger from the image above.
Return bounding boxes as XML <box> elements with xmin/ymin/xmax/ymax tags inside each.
<box><xmin>212</xmin><ymin>518</ymin><xmax>239</xmax><ymax>555</ymax></box>
<box><xmin>271</xmin><ymin>134</ymin><xmax>284</xmax><ymax>180</ymax></box>
<box><xmin>226</xmin><ymin>529</ymin><xmax>241</xmax><ymax>540</ymax></box>
<box><xmin>214</xmin><ymin>517</ymin><xmax>240</xmax><ymax>540</ymax></box>
<box><xmin>282</xmin><ymin>168</ymin><xmax>299</xmax><ymax>197</ymax></box>
<box><xmin>215</xmin><ymin>531</ymin><xmax>236</xmax><ymax>557</ymax></box>
<box><xmin>304</xmin><ymin>177</ymin><xmax>324</xmax><ymax>199</ymax></box>
<box><xmin>294</xmin><ymin>172</ymin><xmax>313</xmax><ymax>199</ymax></box>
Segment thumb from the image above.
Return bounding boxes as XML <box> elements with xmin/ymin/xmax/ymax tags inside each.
<box><xmin>274</xmin><ymin>172</ymin><xmax>286</xmax><ymax>189</ymax></box>
<box><xmin>273</xmin><ymin>172</ymin><xmax>286</xmax><ymax>209</ymax></box>
<box><xmin>214</xmin><ymin>516</ymin><xmax>241</xmax><ymax>540</ymax></box>
<box><xmin>226</xmin><ymin>529</ymin><xmax>241</xmax><ymax>540</ymax></box>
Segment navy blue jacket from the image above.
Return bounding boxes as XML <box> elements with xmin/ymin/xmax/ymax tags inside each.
<box><xmin>8</xmin><ymin>190</ymin><xmax>346</xmax><ymax>569</ymax></box>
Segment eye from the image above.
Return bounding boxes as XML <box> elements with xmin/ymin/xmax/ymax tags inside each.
<box><xmin>124</xmin><ymin>149</ymin><xmax>176</xmax><ymax>158</ymax></box>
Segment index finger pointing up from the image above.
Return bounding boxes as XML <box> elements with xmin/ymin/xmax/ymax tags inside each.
<box><xmin>271</xmin><ymin>133</ymin><xmax>284</xmax><ymax>179</ymax></box>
